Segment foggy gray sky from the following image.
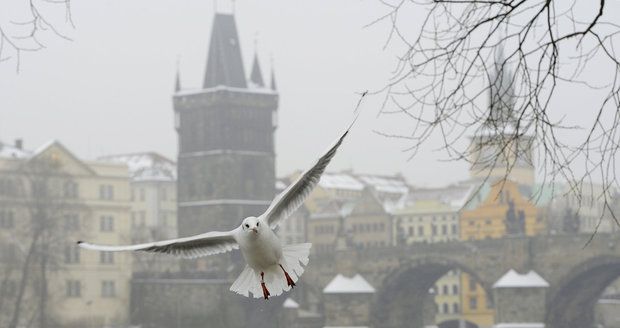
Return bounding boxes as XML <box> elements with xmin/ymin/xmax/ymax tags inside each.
<box><xmin>0</xmin><ymin>0</ymin><xmax>616</xmax><ymax>187</ymax></box>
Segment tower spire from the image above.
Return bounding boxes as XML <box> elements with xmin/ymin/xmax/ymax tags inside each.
<box><xmin>203</xmin><ymin>13</ymin><xmax>247</xmax><ymax>88</ymax></box>
<box><xmin>250</xmin><ymin>52</ymin><xmax>265</xmax><ymax>87</ymax></box>
<box><xmin>175</xmin><ymin>58</ymin><xmax>181</xmax><ymax>92</ymax></box>
<box><xmin>270</xmin><ymin>56</ymin><xmax>277</xmax><ymax>91</ymax></box>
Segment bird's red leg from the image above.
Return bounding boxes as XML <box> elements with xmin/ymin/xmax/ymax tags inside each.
<box><xmin>260</xmin><ymin>272</ymin><xmax>270</xmax><ymax>300</ymax></box>
<box><xmin>279</xmin><ymin>264</ymin><xmax>296</xmax><ymax>288</ymax></box>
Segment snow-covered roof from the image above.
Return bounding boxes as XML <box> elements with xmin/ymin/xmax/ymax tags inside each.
<box><xmin>493</xmin><ymin>269</ymin><xmax>549</xmax><ymax>288</ymax></box>
<box><xmin>356</xmin><ymin>174</ymin><xmax>409</xmax><ymax>194</ymax></box>
<box><xmin>310</xmin><ymin>200</ymin><xmax>357</xmax><ymax>220</ymax></box>
<box><xmin>283</xmin><ymin>298</ymin><xmax>299</xmax><ymax>309</ymax></box>
<box><xmin>323</xmin><ymin>274</ymin><xmax>375</xmax><ymax>294</ymax></box>
<box><xmin>319</xmin><ymin>173</ymin><xmax>365</xmax><ymax>191</ymax></box>
<box><xmin>98</xmin><ymin>152</ymin><xmax>176</xmax><ymax>182</ymax></box>
<box><xmin>175</xmin><ymin>85</ymin><xmax>277</xmax><ymax>97</ymax></box>
<box><xmin>493</xmin><ymin>324</ymin><xmax>544</xmax><ymax>328</ymax></box>
<box><xmin>0</xmin><ymin>142</ymin><xmax>32</xmax><ymax>159</ymax></box>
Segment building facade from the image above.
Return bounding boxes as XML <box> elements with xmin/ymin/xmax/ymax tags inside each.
<box><xmin>173</xmin><ymin>13</ymin><xmax>278</xmax><ymax>236</ymax></box>
<box><xmin>0</xmin><ymin>140</ymin><xmax>132</xmax><ymax>327</ymax></box>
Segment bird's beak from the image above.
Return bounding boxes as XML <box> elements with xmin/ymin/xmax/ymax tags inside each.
<box><xmin>251</xmin><ymin>228</ymin><xmax>258</xmax><ymax>233</ymax></box>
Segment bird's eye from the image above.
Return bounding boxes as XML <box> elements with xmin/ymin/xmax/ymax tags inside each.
<box><xmin>257</xmin><ymin>222</ymin><xmax>260</xmax><ymax>226</ymax></box>
<box><xmin>245</xmin><ymin>224</ymin><xmax>249</xmax><ymax>228</ymax></box>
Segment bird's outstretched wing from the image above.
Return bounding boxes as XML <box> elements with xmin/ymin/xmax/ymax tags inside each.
<box><xmin>77</xmin><ymin>229</ymin><xmax>239</xmax><ymax>259</ymax></box>
<box><xmin>263</xmin><ymin>121</ymin><xmax>354</xmax><ymax>229</ymax></box>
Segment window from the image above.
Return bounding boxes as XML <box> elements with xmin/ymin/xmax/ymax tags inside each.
<box><xmin>99</xmin><ymin>185</ymin><xmax>114</xmax><ymax>200</ymax></box>
<box><xmin>0</xmin><ymin>210</ymin><xmax>14</xmax><ymax>229</ymax></box>
<box><xmin>64</xmin><ymin>214</ymin><xmax>80</xmax><ymax>230</ymax></box>
<box><xmin>2</xmin><ymin>243</ymin><xmax>16</xmax><ymax>262</ymax></box>
<box><xmin>64</xmin><ymin>181</ymin><xmax>79</xmax><ymax>198</ymax></box>
<box><xmin>66</xmin><ymin>280</ymin><xmax>81</xmax><ymax>297</ymax></box>
<box><xmin>451</xmin><ymin>224</ymin><xmax>458</xmax><ymax>235</ymax></box>
<box><xmin>469</xmin><ymin>296</ymin><xmax>478</xmax><ymax>310</ymax></box>
<box><xmin>418</xmin><ymin>226</ymin><xmax>424</xmax><ymax>236</ymax></box>
<box><xmin>0</xmin><ymin>178</ymin><xmax>17</xmax><ymax>196</ymax></box>
<box><xmin>161</xmin><ymin>187</ymin><xmax>168</xmax><ymax>201</ymax></box>
<box><xmin>101</xmin><ymin>280</ymin><xmax>116</xmax><ymax>297</ymax></box>
<box><xmin>64</xmin><ymin>245</ymin><xmax>80</xmax><ymax>264</ymax></box>
<box><xmin>469</xmin><ymin>277</ymin><xmax>477</xmax><ymax>291</ymax></box>
<box><xmin>443</xmin><ymin>303</ymin><xmax>449</xmax><ymax>314</ymax></box>
<box><xmin>100</xmin><ymin>251</ymin><xmax>114</xmax><ymax>264</ymax></box>
<box><xmin>443</xmin><ymin>285</ymin><xmax>449</xmax><ymax>295</ymax></box>
<box><xmin>32</xmin><ymin>181</ymin><xmax>47</xmax><ymax>197</ymax></box>
<box><xmin>453</xmin><ymin>303</ymin><xmax>459</xmax><ymax>314</ymax></box>
<box><xmin>2</xmin><ymin>280</ymin><xmax>16</xmax><ymax>297</ymax></box>
<box><xmin>408</xmin><ymin>226</ymin><xmax>414</xmax><ymax>236</ymax></box>
<box><xmin>431</xmin><ymin>225</ymin><xmax>437</xmax><ymax>236</ymax></box>
<box><xmin>441</xmin><ymin>225</ymin><xmax>447</xmax><ymax>235</ymax></box>
<box><xmin>452</xmin><ymin>284</ymin><xmax>458</xmax><ymax>295</ymax></box>
<box><xmin>100</xmin><ymin>216</ymin><xmax>114</xmax><ymax>232</ymax></box>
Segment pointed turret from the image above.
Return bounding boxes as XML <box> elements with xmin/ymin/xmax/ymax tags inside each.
<box><xmin>175</xmin><ymin>67</ymin><xmax>181</xmax><ymax>92</ymax></box>
<box><xmin>203</xmin><ymin>13</ymin><xmax>247</xmax><ymax>88</ymax></box>
<box><xmin>249</xmin><ymin>53</ymin><xmax>265</xmax><ymax>87</ymax></box>
<box><xmin>270</xmin><ymin>65</ymin><xmax>277</xmax><ymax>91</ymax></box>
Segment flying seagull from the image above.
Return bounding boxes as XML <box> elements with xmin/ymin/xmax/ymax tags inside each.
<box><xmin>77</xmin><ymin>123</ymin><xmax>353</xmax><ymax>300</ymax></box>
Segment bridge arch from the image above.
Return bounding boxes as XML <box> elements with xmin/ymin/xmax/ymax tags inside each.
<box><xmin>370</xmin><ymin>256</ymin><xmax>493</xmax><ymax>328</ymax></box>
<box><xmin>437</xmin><ymin>319</ymin><xmax>479</xmax><ymax>328</ymax></box>
<box><xmin>546</xmin><ymin>255</ymin><xmax>620</xmax><ymax>328</ymax></box>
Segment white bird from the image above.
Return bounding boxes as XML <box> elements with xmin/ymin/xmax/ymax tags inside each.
<box><xmin>77</xmin><ymin>123</ymin><xmax>353</xmax><ymax>300</ymax></box>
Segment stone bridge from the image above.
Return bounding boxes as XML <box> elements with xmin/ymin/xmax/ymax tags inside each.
<box><xmin>305</xmin><ymin>233</ymin><xmax>620</xmax><ymax>328</ymax></box>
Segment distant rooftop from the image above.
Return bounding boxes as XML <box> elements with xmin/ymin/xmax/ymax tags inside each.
<box><xmin>98</xmin><ymin>152</ymin><xmax>176</xmax><ymax>182</ymax></box>
<box><xmin>323</xmin><ymin>274</ymin><xmax>375</xmax><ymax>294</ymax></box>
<box><xmin>282</xmin><ymin>298</ymin><xmax>299</xmax><ymax>309</ymax></box>
<box><xmin>0</xmin><ymin>141</ymin><xmax>32</xmax><ymax>159</ymax></box>
<box><xmin>493</xmin><ymin>269</ymin><xmax>549</xmax><ymax>288</ymax></box>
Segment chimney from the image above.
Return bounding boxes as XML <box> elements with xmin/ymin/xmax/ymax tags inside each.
<box><xmin>14</xmin><ymin>139</ymin><xmax>23</xmax><ymax>150</ymax></box>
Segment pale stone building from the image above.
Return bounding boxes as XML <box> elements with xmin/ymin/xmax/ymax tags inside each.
<box><xmin>99</xmin><ymin>152</ymin><xmax>177</xmax><ymax>241</ymax></box>
<box><xmin>0</xmin><ymin>140</ymin><xmax>132</xmax><ymax>327</ymax></box>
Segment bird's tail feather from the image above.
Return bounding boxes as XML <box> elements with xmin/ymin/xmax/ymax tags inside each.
<box><xmin>229</xmin><ymin>243</ymin><xmax>312</xmax><ymax>299</ymax></box>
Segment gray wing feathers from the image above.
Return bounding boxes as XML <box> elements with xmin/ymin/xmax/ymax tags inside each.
<box><xmin>264</xmin><ymin>127</ymin><xmax>351</xmax><ymax>229</ymax></box>
<box><xmin>77</xmin><ymin>230</ymin><xmax>239</xmax><ymax>259</ymax></box>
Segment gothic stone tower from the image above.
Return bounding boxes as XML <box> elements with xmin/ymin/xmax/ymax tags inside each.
<box><xmin>173</xmin><ymin>13</ymin><xmax>278</xmax><ymax>236</ymax></box>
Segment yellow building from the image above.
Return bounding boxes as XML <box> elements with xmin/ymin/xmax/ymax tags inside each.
<box><xmin>0</xmin><ymin>140</ymin><xmax>132</xmax><ymax>327</ymax></box>
<box><xmin>459</xmin><ymin>180</ymin><xmax>545</xmax><ymax>327</ymax></box>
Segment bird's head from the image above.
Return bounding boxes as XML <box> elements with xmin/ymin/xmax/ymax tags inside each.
<box><xmin>241</xmin><ymin>216</ymin><xmax>262</xmax><ymax>235</ymax></box>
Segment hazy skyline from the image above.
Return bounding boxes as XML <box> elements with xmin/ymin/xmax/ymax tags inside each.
<box><xmin>0</xmin><ymin>0</ymin><xmax>615</xmax><ymax>187</ymax></box>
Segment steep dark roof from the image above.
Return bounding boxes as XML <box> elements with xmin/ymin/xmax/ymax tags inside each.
<box><xmin>203</xmin><ymin>14</ymin><xmax>247</xmax><ymax>88</ymax></box>
<box><xmin>249</xmin><ymin>53</ymin><xmax>265</xmax><ymax>87</ymax></box>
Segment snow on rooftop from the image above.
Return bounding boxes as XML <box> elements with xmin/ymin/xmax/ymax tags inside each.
<box><xmin>283</xmin><ymin>298</ymin><xmax>299</xmax><ymax>309</ymax></box>
<box><xmin>493</xmin><ymin>324</ymin><xmax>545</xmax><ymax>328</ymax></box>
<box><xmin>0</xmin><ymin>142</ymin><xmax>32</xmax><ymax>159</ymax></box>
<box><xmin>357</xmin><ymin>174</ymin><xmax>409</xmax><ymax>194</ymax></box>
<box><xmin>319</xmin><ymin>173</ymin><xmax>365</xmax><ymax>191</ymax></box>
<box><xmin>493</xmin><ymin>269</ymin><xmax>549</xmax><ymax>288</ymax></box>
<box><xmin>99</xmin><ymin>153</ymin><xmax>176</xmax><ymax>182</ymax></box>
<box><xmin>323</xmin><ymin>274</ymin><xmax>375</xmax><ymax>294</ymax></box>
